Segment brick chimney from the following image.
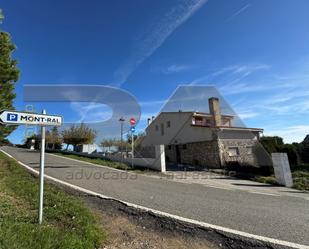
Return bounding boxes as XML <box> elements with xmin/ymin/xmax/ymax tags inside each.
<box><xmin>208</xmin><ymin>97</ymin><xmax>221</xmax><ymax>127</ymax></box>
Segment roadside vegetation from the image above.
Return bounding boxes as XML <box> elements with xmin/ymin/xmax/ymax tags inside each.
<box><xmin>0</xmin><ymin>9</ymin><xmax>20</xmax><ymax>142</ymax></box>
<box><xmin>52</xmin><ymin>152</ymin><xmax>151</xmax><ymax>173</ymax></box>
<box><xmin>255</xmin><ymin>169</ymin><xmax>309</xmax><ymax>191</ymax></box>
<box><xmin>0</xmin><ymin>151</ymin><xmax>104</xmax><ymax>249</ymax></box>
<box><xmin>255</xmin><ymin>136</ymin><xmax>309</xmax><ymax>191</ymax></box>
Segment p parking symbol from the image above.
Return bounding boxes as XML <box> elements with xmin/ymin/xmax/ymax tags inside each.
<box><xmin>7</xmin><ymin>113</ymin><xmax>18</xmax><ymax>121</ymax></box>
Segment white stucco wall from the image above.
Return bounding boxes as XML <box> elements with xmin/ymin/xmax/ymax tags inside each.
<box><xmin>106</xmin><ymin>145</ymin><xmax>166</xmax><ymax>172</ymax></box>
<box><xmin>142</xmin><ymin>112</ymin><xmax>214</xmax><ymax>146</ymax></box>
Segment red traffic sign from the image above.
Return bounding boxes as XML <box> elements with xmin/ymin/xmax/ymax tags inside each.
<box><xmin>130</xmin><ymin>118</ymin><xmax>136</xmax><ymax>126</ymax></box>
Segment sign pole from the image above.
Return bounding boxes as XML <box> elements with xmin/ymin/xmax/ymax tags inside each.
<box><xmin>131</xmin><ymin>130</ymin><xmax>134</xmax><ymax>167</ymax></box>
<box><xmin>38</xmin><ymin>109</ymin><xmax>46</xmax><ymax>224</ymax></box>
<box><xmin>129</xmin><ymin>118</ymin><xmax>136</xmax><ymax>168</ymax></box>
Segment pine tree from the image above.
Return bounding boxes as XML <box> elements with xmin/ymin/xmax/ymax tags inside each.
<box><xmin>0</xmin><ymin>10</ymin><xmax>20</xmax><ymax>142</ymax></box>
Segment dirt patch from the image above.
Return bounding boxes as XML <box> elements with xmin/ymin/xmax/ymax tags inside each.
<box><xmin>96</xmin><ymin>210</ymin><xmax>217</xmax><ymax>249</ymax></box>
<box><xmin>82</xmin><ymin>195</ymin><xmax>283</xmax><ymax>249</ymax></box>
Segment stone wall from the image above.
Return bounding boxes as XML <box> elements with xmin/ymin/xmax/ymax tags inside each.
<box><xmin>165</xmin><ymin>141</ymin><xmax>221</xmax><ymax>169</ymax></box>
<box><xmin>219</xmin><ymin>139</ymin><xmax>258</xmax><ymax>166</ymax></box>
<box><xmin>182</xmin><ymin>141</ymin><xmax>221</xmax><ymax>168</ymax></box>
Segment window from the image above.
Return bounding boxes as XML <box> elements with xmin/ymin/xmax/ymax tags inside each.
<box><xmin>168</xmin><ymin>145</ymin><xmax>172</xmax><ymax>150</ymax></box>
<box><xmin>155</xmin><ymin>125</ymin><xmax>159</xmax><ymax>131</ymax></box>
<box><xmin>182</xmin><ymin>144</ymin><xmax>187</xmax><ymax>150</ymax></box>
<box><xmin>167</xmin><ymin>121</ymin><xmax>171</xmax><ymax>128</ymax></box>
<box><xmin>246</xmin><ymin>146</ymin><xmax>253</xmax><ymax>155</ymax></box>
<box><xmin>228</xmin><ymin>147</ymin><xmax>239</xmax><ymax>157</ymax></box>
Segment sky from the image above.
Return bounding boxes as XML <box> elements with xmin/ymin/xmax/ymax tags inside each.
<box><xmin>1</xmin><ymin>0</ymin><xmax>309</xmax><ymax>144</ymax></box>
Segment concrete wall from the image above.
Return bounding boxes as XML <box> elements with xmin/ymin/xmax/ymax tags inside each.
<box><xmin>106</xmin><ymin>145</ymin><xmax>166</xmax><ymax>172</ymax></box>
<box><xmin>75</xmin><ymin>144</ymin><xmax>97</xmax><ymax>154</ymax></box>
<box><xmin>134</xmin><ymin>145</ymin><xmax>156</xmax><ymax>158</ymax></box>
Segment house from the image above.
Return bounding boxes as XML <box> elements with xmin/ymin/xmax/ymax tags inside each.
<box><xmin>141</xmin><ymin>97</ymin><xmax>265</xmax><ymax>169</ymax></box>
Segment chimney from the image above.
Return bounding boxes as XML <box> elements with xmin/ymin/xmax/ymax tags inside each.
<box><xmin>208</xmin><ymin>97</ymin><xmax>221</xmax><ymax>127</ymax></box>
<box><xmin>147</xmin><ymin>118</ymin><xmax>151</xmax><ymax>125</ymax></box>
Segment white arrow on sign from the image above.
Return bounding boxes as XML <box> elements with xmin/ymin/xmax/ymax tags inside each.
<box><xmin>0</xmin><ymin>110</ymin><xmax>63</xmax><ymax>126</ymax></box>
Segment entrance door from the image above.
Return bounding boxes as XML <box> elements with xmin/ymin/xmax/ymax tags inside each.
<box><xmin>175</xmin><ymin>145</ymin><xmax>181</xmax><ymax>164</ymax></box>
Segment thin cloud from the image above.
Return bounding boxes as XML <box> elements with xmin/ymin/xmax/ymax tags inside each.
<box><xmin>237</xmin><ymin>111</ymin><xmax>259</xmax><ymax>120</ymax></box>
<box><xmin>213</xmin><ymin>64</ymin><xmax>270</xmax><ymax>77</ymax></box>
<box><xmin>264</xmin><ymin>125</ymin><xmax>309</xmax><ymax>143</ymax></box>
<box><xmin>190</xmin><ymin>63</ymin><xmax>271</xmax><ymax>86</ymax></box>
<box><xmin>113</xmin><ymin>0</ymin><xmax>208</xmax><ymax>86</ymax></box>
<box><xmin>226</xmin><ymin>3</ymin><xmax>251</xmax><ymax>22</ymax></box>
<box><xmin>70</xmin><ymin>102</ymin><xmax>112</xmax><ymax>123</ymax></box>
<box><xmin>165</xmin><ymin>64</ymin><xmax>193</xmax><ymax>74</ymax></box>
<box><xmin>139</xmin><ymin>99</ymin><xmax>167</xmax><ymax>107</ymax></box>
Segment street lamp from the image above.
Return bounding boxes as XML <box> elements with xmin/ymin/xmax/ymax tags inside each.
<box><xmin>119</xmin><ymin>117</ymin><xmax>125</xmax><ymax>154</ymax></box>
<box><xmin>0</xmin><ymin>9</ymin><xmax>4</xmax><ymax>24</ymax></box>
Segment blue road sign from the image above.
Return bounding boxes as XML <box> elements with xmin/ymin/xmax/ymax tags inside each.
<box><xmin>130</xmin><ymin>126</ymin><xmax>135</xmax><ymax>133</ymax></box>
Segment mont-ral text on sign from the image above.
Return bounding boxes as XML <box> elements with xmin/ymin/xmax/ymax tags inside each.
<box><xmin>0</xmin><ymin>110</ymin><xmax>62</xmax><ymax>126</ymax></box>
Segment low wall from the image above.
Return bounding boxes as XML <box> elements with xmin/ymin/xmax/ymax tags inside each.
<box><xmin>47</xmin><ymin>149</ymin><xmax>107</xmax><ymax>159</ymax></box>
<box><xmin>106</xmin><ymin>145</ymin><xmax>166</xmax><ymax>172</ymax></box>
<box><xmin>48</xmin><ymin>145</ymin><xmax>166</xmax><ymax>172</ymax></box>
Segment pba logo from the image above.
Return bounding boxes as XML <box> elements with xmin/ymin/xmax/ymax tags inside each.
<box><xmin>7</xmin><ymin>113</ymin><xmax>18</xmax><ymax>122</ymax></box>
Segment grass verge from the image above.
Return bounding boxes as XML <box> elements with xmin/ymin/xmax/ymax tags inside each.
<box><xmin>0</xmin><ymin>151</ymin><xmax>104</xmax><ymax>249</ymax></box>
<box><xmin>255</xmin><ymin>170</ymin><xmax>309</xmax><ymax>191</ymax></box>
<box><xmin>51</xmin><ymin>152</ymin><xmax>153</xmax><ymax>173</ymax></box>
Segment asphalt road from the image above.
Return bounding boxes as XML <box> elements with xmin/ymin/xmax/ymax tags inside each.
<box><xmin>2</xmin><ymin>146</ymin><xmax>309</xmax><ymax>246</ymax></box>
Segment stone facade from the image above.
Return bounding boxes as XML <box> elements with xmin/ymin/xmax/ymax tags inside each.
<box><xmin>164</xmin><ymin>138</ymin><xmax>262</xmax><ymax>169</ymax></box>
<box><xmin>219</xmin><ymin>139</ymin><xmax>258</xmax><ymax>167</ymax></box>
<box><xmin>165</xmin><ymin>140</ymin><xmax>221</xmax><ymax>169</ymax></box>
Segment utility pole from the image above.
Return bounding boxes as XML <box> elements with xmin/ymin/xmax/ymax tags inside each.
<box><xmin>0</xmin><ymin>9</ymin><xmax>4</xmax><ymax>24</ymax></box>
<box><xmin>119</xmin><ymin>117</ymin><xmax>125</xmax><ymax>158</ymax></box>
<box><xmin>131</xmin><ymin>130</ymin><xmax>134</xmax><ymax>167</ymax></box>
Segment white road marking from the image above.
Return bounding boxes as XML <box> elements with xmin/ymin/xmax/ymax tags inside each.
<box><xmin>204</xmin><ymin>184</ymin><xmax>233</xmax><ymax>190</ymax></box>
<box><xmin>249</xmin><ymin>191</ymin><xmax>281</xmax><ymax>197</ymax></box>
<box><xmin>1</xmin><ymin>148</ymin><xmax>308</xmax><ymax>249</ymax></box>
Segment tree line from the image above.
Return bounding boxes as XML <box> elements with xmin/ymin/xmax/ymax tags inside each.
<box><xmin>23</xmin><ymin>123</ymin><xmax>144</xmax><ymax>152</ymax></box>
<box><xmin>0</xmin><ymin>9</ymin><xmax>19</xmax><ymax>145</ymax></box>
<box><xmin>259</xmin><ymin>136</ymin><xmax>309</xmax><ymax>169</ymax></box>
<box><xmin>23</xmin><ymin>124</ymin><xmax>96</xmax><ymax>151</ymax></box>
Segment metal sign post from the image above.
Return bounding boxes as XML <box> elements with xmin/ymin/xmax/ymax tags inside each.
<box><xmin>130</xmin><ymin>126</ymin><xmax>135</xmax><ymax>168</ymax></box>
<box><xmin>38</xmin><ymin>109</ymin><xmax>46</xmax><ymax>224</ymax></box>
<box><xmin>0</xmin><ymin>109</ymin><xmax>62</xmax><ymax>224</ymax></box>
<box><xmin>129</xmin><ymin>118</ymin><xmax>136</xmax><ymax>168</ymax></box>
